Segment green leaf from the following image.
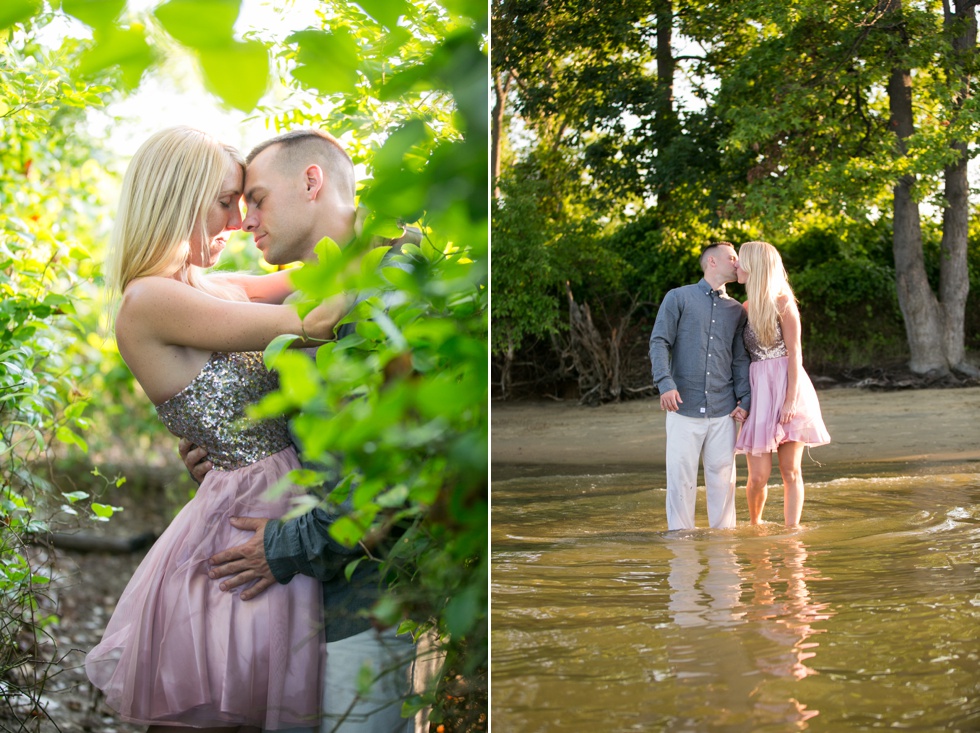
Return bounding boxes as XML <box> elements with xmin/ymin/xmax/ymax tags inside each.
<box><xmin>382</xmin><ymin>265</ymin><xmax>419</xmax><ymax>293</ymax></box>
<box><xmin>288</xmin><ymin>29</ymin><xmax>361</xmax><ymax>95</ymax></box>
<box><xmin>328</xmin><ymin>515</ymin><xmax>365</xmax><ymax>547</ymax></box>
<box><xmin>263</xmin><ymin>333</ymin><xmax>301</xmax><ymax>369</ymax></box>
<box><xmin>343</xmin><ymin>556</ymin><xmax>365</xmax><ymax>581</ymax></box>
<box><xmin>55</xmin><ymin>426</ymin><xmax>88</xmax><ymax>453</ymax></box>
<box><xmin>360</xmin><ymin>172</ymin><xmax>427</xmax><ymax>222</ymax></box>
<box><xmin>314</xmin><ymin>236</ymin><xmax>344</xmax><ymax>261</ymax></box>
<box><xmin>92</xmin><ymin>503</ymin><xmax>123</xmax><ymax>519</ymax></box>
<box><xmin>396</xmin><ymin>618</ymin><xmax>418</xmax><ymax>636</ymax></box>
<box><xmin>439</xmin><ymin>0</ymin><xmax>487</xmax><ymax>24</ymax></box>
<box><xmin>77</xmin><ymin>26</ymin><xmax>154</xmax><ymax>89</ymax></box>
<box><xmin>198</xmin><ymin>39</ymin><xmax>269</xmax><ymax>111</ymax></box>
<box><xmin>443</xmin><ymin>584</ymin><xmax>480</xmax><ymax>636</ymax></box>
<box><xmin>372</xmin><ymin>120</ymin><xmax>428</xmax><ymax>175</ymax></box>
<box><xmin>362</xmin><ymin>214</ymin><xmax>408</xmax><ymax>240</ymax></box>
<box><xmin>0</xmin><ymin>0</ymin><xmax>41</xmax><ymax>31</ymax></box>
<box><xmin>376</xmin><ymin>483</ymin><xmax>409</xmax><ymax>508</ymax></box>
<box><xmin>356</xmin><ymin>661</ymin><xmax>376</xmax><ymax>696</ymax></box>
<box><xmin>61</xmin><ymin>491</ymin><xmax>89</xmax><ymax>504</ymax></box>
<box><xmin>361</xmin><ymin>245</ymin><xmax>391</xmax><ymax>275</ymax></box>
<box><xmin>370</xmin><ymin>594</ymin><xmax>403</xmax><ymax>628</ymax></box>
<box><xmin>62</xmin><ymin>0</ymin><xmax>125</xmax><ymax>29</ymax></box>
<box><xmin>355</xmin><ymin>0</ymin><xmax>411</xmax><ymax>29</ymax></box>
<box><xmin>276</xmin><ymin>350</ymin><xmax>321</xmax><ymax>404</ymax></box>
<box><xmin>153</xmin><ymin>0</ymin><xmax>241</xmax><ymax>49</ymax></box>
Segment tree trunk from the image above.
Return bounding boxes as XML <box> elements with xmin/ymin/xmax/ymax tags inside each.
<box><xmin>654</xmin><ymin>0</ymin><xmax>678</xmax><ymax>204</ymax></box>
<box><xmin>884</xmin><ymin>0</ymin><xmax>948</xmax><ymax>374</ymax></box>
<box><xmin>940</xmin><ymin>140</ymin><xmax>971</xmax><ymax>371</ymax></box>
<box><xmin>492</xmin><ymin>70</ymin><xmax>513</xmax><ymax>200</ymax></box>
<box><xmin>940</xmin><ymin>0</ymin><xmax>978</xmax><ymax>375</ymax></box>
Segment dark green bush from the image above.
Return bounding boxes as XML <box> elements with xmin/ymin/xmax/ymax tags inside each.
<box><xmin>791</xmin><ymin>258</ymin><xmax>908</xmax><ymax>371</ymax></box>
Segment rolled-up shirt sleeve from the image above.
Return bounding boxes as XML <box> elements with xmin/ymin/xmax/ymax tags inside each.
<box><xmin>732</xmin><ymin>312</ymin><xmax>751</xmax><ymax>412</ymax></box>
<box><xmin>263</xmin><ymin>507</ymin><xmax>361</xmax><ymax>585</ymax></box>
<box><xmin>650</xmin><ymin>290</ymin><xmax>679</xmax><ymax>394</ymax></box>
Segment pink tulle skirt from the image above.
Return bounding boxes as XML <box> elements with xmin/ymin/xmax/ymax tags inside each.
<box><xmin>735</xmin><ymin>357</ymin><xmax>831</xmax><ymax>456</ymax></box>
<box><xmin>85</xmin><ymin>448</ymin><xmax>324</xmax><ymax>730</ymax></box>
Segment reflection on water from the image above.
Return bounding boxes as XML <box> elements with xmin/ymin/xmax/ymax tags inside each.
<box><xmin>491</xmin><ymin>469</ymin><xmax>980</xmax><ymax>732</ymax></box>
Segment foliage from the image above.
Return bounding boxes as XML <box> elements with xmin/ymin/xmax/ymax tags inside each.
<box><xmin>490</xmin><ymin>164</ymin><xmax>575</xmax><ymax>357</ymax></box>
<box><xmin>267</xmin><ymin>3</ymin><xmax>487</xmax><ymax>722</ymax></box>
<box><xmin>496</xmin><ymin>0</ymin><xmax>980</xmax><ymax>394</ymax></box>
<box><xmin>0</xmin><ymin>16</ymin><xmax>129</xmax><ymax>726</ymax></box>
<box><xmin>253</xmin><ymin>1</ymin><xmax>487</xmax><ymax>722</ymax></box>
<box><xmin>792</xmin><ymin>257</ymin><xmax>908</xmax><ymax>369</ymax></box>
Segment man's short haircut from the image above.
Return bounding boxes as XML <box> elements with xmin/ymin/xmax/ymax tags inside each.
<box><xmin>699</xmin><ymin>241</ymin><xmax>734</xmax><ymax>272</ymax></box>
<box><xmin>246</xmin><ymin>128</ymin><xmax>356</xmax><ymax>201</ymax></box>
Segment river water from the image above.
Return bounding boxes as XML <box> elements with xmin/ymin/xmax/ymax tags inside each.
<box><xmin>491</xmin><ymin>464</ymin><xmax>980</xmax><ymax>731</ymax></box>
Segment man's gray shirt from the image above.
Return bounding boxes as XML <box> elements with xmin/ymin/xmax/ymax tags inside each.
<box><xmin>649</xmin><ymin>278</ymin><xmax>751</xmax><ymax>418</ymax></box>
<box><xmin>262</xmin><ymin>239</ymin><xmax>418</xmax><ymax>642</ymax></box>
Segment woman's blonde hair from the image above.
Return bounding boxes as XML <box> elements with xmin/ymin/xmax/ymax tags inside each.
<box><xmin>105</xmin><ymin>126</ymin><xmax>247</xmax><ymax>322</ymax></box>
<box><xmin>738</xmin><ymin>240</ymin><xmax>795</xmax><ymax>347</ymax></box>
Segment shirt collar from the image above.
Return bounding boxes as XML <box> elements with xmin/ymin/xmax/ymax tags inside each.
<box><xmin>698</xmin><ymin>278</ymin><xmax>727</xmax><ymax>298</ymax></box>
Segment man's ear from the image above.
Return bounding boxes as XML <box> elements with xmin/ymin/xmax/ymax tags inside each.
<box><xmin>304</xmin><ymin>164</ymin><xmax>324</xmax><ymax>200</ymax></box>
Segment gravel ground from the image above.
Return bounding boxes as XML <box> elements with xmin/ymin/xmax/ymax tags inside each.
<box><xmin>3</xmin><ymin>489</ymin><xmax>170</xmax><ymax>733</ymax></box>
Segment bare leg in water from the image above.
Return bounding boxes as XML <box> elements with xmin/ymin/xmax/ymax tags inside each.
<box><xmin>777</xmin><ymin>441</ymin><xmax>806</xmax><ymax>527</ymax></box>
<box><xmin>745</xmin><ymin>453</ymin><xmax>772</xmax><ymax>524</ymax></box>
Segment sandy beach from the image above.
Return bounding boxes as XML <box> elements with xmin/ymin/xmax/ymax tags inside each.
<box><xmin>491</xmin><ymin>386</ymin><xmax>980</xmax><ymax>480</ymax></box>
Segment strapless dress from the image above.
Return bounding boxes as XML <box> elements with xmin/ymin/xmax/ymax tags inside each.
<box><xmin>85</xmin><ymin>351</ymin><xmax>323</xmax><ymax>730</ymax></box>
<box><xmin>735</xmin><ymin>320</ymin><xmax>831</xmax><ymax>455</ymax></box>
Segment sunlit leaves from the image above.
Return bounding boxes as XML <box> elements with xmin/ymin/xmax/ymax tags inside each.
<box><xmin>61</xmin><ymin>0</ymin><xmax>125</xmax><ymax>29</ymax></box>
<box><xmin>287</xmin><ymin>236</ymin><xmax>351</xmax><ymax>300</ymax></box>
<box><xmin>152</xmin><ymin>0</ymin><xmax>269</xmax><ymax>110</ymax></box>
<box><xmin>198</xmin><ymin>39</ymin><xmax>269</xmax><ymax>111</ymax></box>
<box><xmin>355</xmin><ymin>0</ymin><xmax>412</xmax><ymax>29</ymax></box>
<box><xmin>383</xmin><ymin>27</ymin><xmax>487</xmax><ymax>131</ymax></box>
<box><xmin>91</xmin><ymin>502</ymin><xmax>123</xmax><ymax>520</ymax></box>
<box><xmin>55</xmin><ymin>426</ymin><xmax>88</xmax><ymax>452</ymax></box>
<box><xmin>288</xmin><ymin>29</ymin><xmax>362</xmax><ymax>95</ymax></box>
<box><xmin>263</xmin><ymin>333</ymin><xmax>302</xmax><ymax>369</ymax></box>
<box><xmin>76</xmin><ymin>25</ymin><xmax>154</xmax><ymax>89</ymax></box>
<box><xmin>360</xmin><ymin>120</ymin><xmax>432</xmax><ymax>220</ymax></box>
<box><xmin>153</xmin><ymin>0</ymin><xmax>241</xmax><ymax>48</ymax></box>
<box><xmin>0</xmin><ymin>0</ymin><xmax>41</xmax><ymax>30</ymax></box>
<box><xmin>439</xmin><ymin>0</ymin><xmax>488</xmax><ymax>26</ymax></box>
<box><xmin>274</xmin><ymin>350</ymin><xmax>321</xmax><ymax>404</ymax></box>
<box><xmin>0</xmin><ymin>15</ymin><xmax>130</xmax><ymax>719</ymax></box>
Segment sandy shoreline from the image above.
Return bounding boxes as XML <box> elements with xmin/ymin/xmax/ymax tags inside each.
<box><xmin>490</xmin><ymin>386</ymin><xmax>980</xmax><ymax>480</ymax></box>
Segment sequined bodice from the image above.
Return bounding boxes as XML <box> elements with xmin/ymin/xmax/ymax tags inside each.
<box><xmin>156</xmin><ymin>352</ymin><xmax>292</xmax><ymax>470</ymax></box>
<box><xmin>744</xmin><ymin>319</ymin><xmax>788</xmax><ymax>362</ymax></box>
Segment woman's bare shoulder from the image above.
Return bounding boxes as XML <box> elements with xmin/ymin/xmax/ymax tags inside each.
<box><xmin>122</xmin><ymin>275</ymin><xmax>184</xmax><ymax>299</ymax></box>
<box><xmin>116</xmin><ymin>277</ymin><xmax>193</xmax><ymax>335</ymax></box>
<box><xmin>776</xmin><ymin>291</ymin><xmax>798</xmax><ymax>313</ymax></box>
<box><xmin>119</xmin><ymin>276</ymin><xmax>204</xmax><ymax>313</ymax></box>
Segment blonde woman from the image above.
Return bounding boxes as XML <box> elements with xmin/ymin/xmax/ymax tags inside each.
<box><xmin>85</xmin><ymin>127</ymin><xmax>344</xmax><ymax>732</ymax></box>
<box><xmin>733</xmin><ymin>241</ymin><xmax>830</xmax><ymax>526</ymax></box>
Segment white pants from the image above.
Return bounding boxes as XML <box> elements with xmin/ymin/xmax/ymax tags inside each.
<box><xmin>280</xmin><ymin>627</ymin><xmax>441</xmax><ymax>733</ymax></box>
<box><xmin>665</xmin><ymin>412</ymin><xmax>737</xmax><ymax>530</ymax></box>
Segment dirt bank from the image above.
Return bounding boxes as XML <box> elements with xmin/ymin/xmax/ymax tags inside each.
<box><xmin>491</xmin><ymin>386</ymin><xmax>980</xmax><ymax>479</ymax></box>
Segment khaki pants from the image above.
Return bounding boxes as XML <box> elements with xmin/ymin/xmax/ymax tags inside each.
<box><xmin>320</xmin><ymin>626</ymin><xmax>440</xmax><ymax>733</ymax></box>
<box><xmin>279</xmin><ymin>627</ymin><xmax>441</xmax><ymax>733</ymax></box>
<box><xmin>665</xmin><ymin>412</ymin><xmax>737</xmax><ymax>530</ymax></box>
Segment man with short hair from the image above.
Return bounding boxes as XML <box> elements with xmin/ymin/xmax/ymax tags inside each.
<box><xmin>180</xmin><ymin>128</ymin><xmax>434</xmax><ymax>733</ymax></box>
<box><xmin>649</xmin><ymin>241</ymin><xmax>751</xmax><ymax>530</ymax></box>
